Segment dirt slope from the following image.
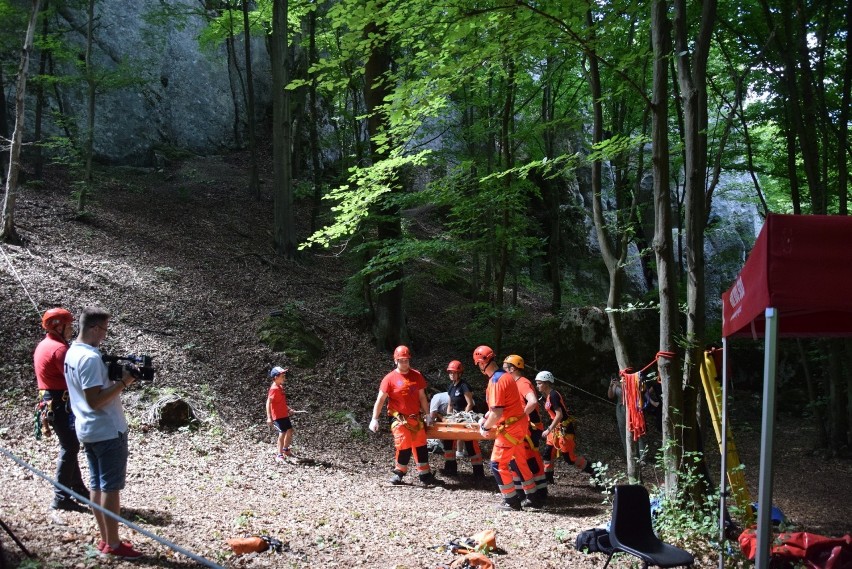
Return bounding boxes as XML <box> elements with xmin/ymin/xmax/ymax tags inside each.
<box><xmin>0</xmin><ymin>157</ymin><xmax>849</xmax><ymax>568</ymax></box>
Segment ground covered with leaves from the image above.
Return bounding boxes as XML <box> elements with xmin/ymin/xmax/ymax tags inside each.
<box><xmin>1</xmin><ymin>157</ymin><xmax>849</xmax><ymax>568</ymax></box>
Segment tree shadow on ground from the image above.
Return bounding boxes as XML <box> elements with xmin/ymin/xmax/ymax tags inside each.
<box><xmin>121</xmin><ymin>507</ymin><xmax>173</xmax><ymax>526</ymax></box>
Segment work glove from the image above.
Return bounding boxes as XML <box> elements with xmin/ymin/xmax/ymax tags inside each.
<box><xmin>479</xmin><ymin>425</ymin><xmax>489</xmax><ymax>438</ymax></box>
<box><xmin>369</xmin><ymin>418</ymin><xmax>379</xmax><ymax>432</ymax></box>
<box><xmin>424</xmin><ymin>414</ymin><xmax>434</xmax><ymax>427</ymax></box>
<box><xmin>478</xmin><ymin>417</ymin><xmax>486</xmax><ymax>428</ymax></box>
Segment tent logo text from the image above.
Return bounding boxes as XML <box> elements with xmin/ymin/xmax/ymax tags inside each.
<box><xmin>729</xmin><ymin>277</ymin><xmax>746</xmax><ymax>308</ymax></box>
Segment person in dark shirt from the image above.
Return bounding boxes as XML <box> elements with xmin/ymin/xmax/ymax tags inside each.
<box><xmin>436</xmin><ymin>360</ymin><xmax>485</xmax><ymax>479</ymax></box>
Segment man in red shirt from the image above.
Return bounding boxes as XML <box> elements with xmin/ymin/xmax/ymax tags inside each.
<box><xmin>34</xmin><ymin>307</ymin><xmax>89</xmax><ymax>512</ymax></box>
<box><xmin>474</xmin><ymin>346</ymin><xmax>542</xmax><ymax>511</ymax></box>
<box><xmin>369</xmin><ymin>345</ymin><xmax>441</xmax><ymax>486</ymax></box>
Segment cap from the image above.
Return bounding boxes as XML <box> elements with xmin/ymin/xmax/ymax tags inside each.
<box><xmin>269</xmin><ymin>366</ymin><xmax>289</xmax><ymax>378</ymax></box>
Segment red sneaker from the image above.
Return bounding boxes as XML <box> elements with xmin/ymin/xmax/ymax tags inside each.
<box><xmin>97</xmin><ymin>539</ymin><xmax>133</xmax><ymax>553</ymax></box>
<box><xmin>101</xmin><ymin>542</ymin><xmax>143</xmax><ymax>559</ymax></box>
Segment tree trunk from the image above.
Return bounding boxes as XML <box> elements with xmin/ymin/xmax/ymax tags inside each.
<box><xmin>494</xmin><ymin>57</ymin><xmax>515</xmax><ymax>355</ymax></box>
<box><xmin>242</xmin><ymin>0</ymin><xmax>260</xmax><ymax>200</ymax></box>
<box><xmin>674</xmin><ymin>0</ymin><xmax>715</xmax><ymax>489</ymax></box>
<box><xmin>33</xmin><ymin>0</ymin><xmax>50</xmax><ymax>181</ymax></box>
<box><xmin>828</xmin><ymin>339</ymin><xmax>844</xmax><ymax>450</ymax></box>
<box><xmin>308</xmin><ymin>8</ymin><xmax>322</xmax><ymax>232</ymax></box>
<box><xmin>271</xmin><ymin>0</ymin><xmax>296</xmax><ymax>258</ymax></box>
<box><xmin>79</xmin><ymin>0</ymin><xmax>95</xmax><ymax>212</ymax></box>
<box><xmin>651</xmin><ymin>0</ymin><xmax>680</xmax><ymax>493</ymax></box>
<box><xmin>1</xmin><ymin>0</ymin><xmax>42</xmax><ymax>244</ymax></box>
<box><xmin>363</xmin><ymin>4</ymin><xmax>406</xmax><ymax>350</ymax></box>
<box><xmin>838</xmin><ymin>0</ymin><xmax>851</xmax><ymax>216</ymax></box>
<box><xmin>225</xmin><ymin>20</ymin><xmax>243</xmax><ymax>149</ymax></box>
<box><xmin>539</xmin><ymin>57</ymin><xmax>561</xmax><ymax>314</ymax></box>
<box><xmin>797</xmin><ymin>339</ymin><xmax>828</xmax><ymax>447</ymax></box>
<box><xmin>0</xmin><ymin>66</ymin><xmax>8</xmax><ymax>189</ymax></box>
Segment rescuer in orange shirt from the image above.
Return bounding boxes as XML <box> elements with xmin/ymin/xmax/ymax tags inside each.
<box><xmin>369</xmin><ymin>345</ymin><xmax>443</xmax><ymax>486</ymax></box>
<box><xmin>502</xmin><ymin>354</ymin><xmax>548</xmax><ymax>500</ymax></box>
<box><xmin>474</xmin><ymin>345</ymin><xmax>543</xmax><ymax>511</ymax></box>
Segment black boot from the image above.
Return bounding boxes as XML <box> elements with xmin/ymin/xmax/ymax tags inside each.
<box><xmin>496</xmin><ymin>496</ymin><xmax>522</xmax><ymax>511</ymax></box>
<box><xmin>472</xmin><ymin>464</ymin><xmax>485</xmax><ymax>479</ymax></box>
<box><xmin>440</xmin><ymin>460</ymin><xmax>458</xmax><ymax>476</ymax></box>
<box><xmin>51</xmin><ymin>497</ymin><xmax>89</xmax><ymax>513</ymax></box>
<box><xmin>545</xmin><ymin>472</ymin><xmax>554</xmax><ymax>484</ymax></box>
<box><xmin>521</xmin><ymin>491</ymin><xmax>545</xmax><ymax>510</ymax></box>
<box><xmin>419</xmin><ymin>472</ymin><xmax>445</xmax><ymax>487</ymax></box>
<box><xmin>390</xmin><ymin>469</ymin><xmax>405</xmax><ymax>485</ymax></box>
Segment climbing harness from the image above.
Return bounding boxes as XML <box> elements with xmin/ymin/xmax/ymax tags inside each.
<box><xmin>391</xmin><ymin>411</ymin><xmax>423</xmax><ymax>433</ymax></box>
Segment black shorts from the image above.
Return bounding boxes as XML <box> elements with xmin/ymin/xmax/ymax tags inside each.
<box><xmin>273</xmin><ymin>417</ymin><xmax>293</xmax><ymax>433</ymax></box>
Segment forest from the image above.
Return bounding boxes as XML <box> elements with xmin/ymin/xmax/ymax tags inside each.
<box><xmin>1</xmin><ymin>0</ymin><xmax>850</xmax><ymax>567</ymax></box>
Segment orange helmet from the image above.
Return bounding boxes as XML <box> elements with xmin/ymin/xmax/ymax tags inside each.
<box><xmin>393</xmin><ymin>345</ymin><xmax>411</xmax><ymax>360</ymax></box>
<box><xmin>472</xmin><ymin>345</ymin><xmax>495</xmax><ymax>365</ymax></box>
<box><xmin>503</xmin><ymin>355</ymin><xmax>524</xmax><ymax>369</ymax></box>
<box><xmin>446</xmin><ymin>360</ymin><xmax>464</xmax><ymax>373</ymax></box>
<box><xmin>42</xmin><ymin>308</ymin><xmax>73</xmax><ymax>331</ymax></box>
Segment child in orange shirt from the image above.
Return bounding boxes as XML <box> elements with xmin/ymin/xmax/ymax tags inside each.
<box><xmin>266</xmin><ymin>366</ymin><xmax>295</xmax><ymax>461</ymax></box>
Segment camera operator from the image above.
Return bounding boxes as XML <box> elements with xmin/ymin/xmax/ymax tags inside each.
<box><xmin>64</xmin><ymin>307</ymin><xmax>142</xmax><ymax>559</ymax></box>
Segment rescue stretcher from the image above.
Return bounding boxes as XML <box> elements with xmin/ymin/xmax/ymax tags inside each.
<box><xmin>425</xmin><ymin>421</ymin><xmax>494</xmax><ymax>441</ymax></box>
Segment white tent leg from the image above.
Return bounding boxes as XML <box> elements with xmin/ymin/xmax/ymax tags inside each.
<box><xmin>756</xmin><ymin>307</ymin><xmax>779</xmax><ymax>569</ymax></box>
<box><xmin>719</xmin><ymin>337</ymin><xmax>729</xmax><ymax>569</ymax></box>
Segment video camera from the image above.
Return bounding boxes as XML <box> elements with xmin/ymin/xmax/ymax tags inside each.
<box><xmin>102</xmin><ymin>354</ymin><xmax>155</xmax><ymax>382</ymax></box>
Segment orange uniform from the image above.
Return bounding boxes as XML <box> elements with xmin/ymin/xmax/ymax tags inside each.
<box><xmin>380</xmin><ymin>369</ymin><xmax>430</xmax><ymax>477</ymax></box>
<box><xmin>542</xmin><ymin>389</ymin><xmax>592</xmax><ymax>476</ymax></box>
<box><xmin>514</xmin><ymin>375</ymin><xmax>547</xmax><ymax>495</ymax></box>
<box><xmin>485</xmin><ymin>370</ymin><xmax>536</xmax><ymax>500</ymax></box>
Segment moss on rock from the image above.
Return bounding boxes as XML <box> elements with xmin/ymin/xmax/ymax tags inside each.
<box><xmin>258</xmin><ymin>304</ymin><xmax>324</xmax><ymax>367</ymax></box>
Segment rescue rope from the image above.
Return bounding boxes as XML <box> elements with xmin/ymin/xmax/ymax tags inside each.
<box><xmin>0</xmin><ymin>446</ymin><xmax>225</xmax><ymax>569</ymax></box>
<box><xmin>0</xmin><ymin>244</ymin><xmax>41</xmax><ymax>315</ymax></box>
<box><xmin>618</xmin><ymin>351</ymin><xmax>675</xmax><ymax>441</ymax></box>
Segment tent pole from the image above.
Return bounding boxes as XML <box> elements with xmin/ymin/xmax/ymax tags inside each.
<box><xmin>719</xmin><ymin>337</ymin><xmax>729</xmax><ymax>569</ymax></box>
<box><xmin>756</xmin><ymin>307</ymin><xmax>779</xmax><ymax>569</ymax></box>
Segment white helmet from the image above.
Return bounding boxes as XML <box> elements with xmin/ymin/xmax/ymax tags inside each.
<box><xmin>535</xmin><ymin>371</ymin><xmax>555</xmax><ymax>383</ymax></box>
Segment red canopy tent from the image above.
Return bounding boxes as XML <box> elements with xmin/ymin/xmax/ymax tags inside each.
<box><xmin>720</xmin><ymin>213</ymin><xmax>852</xmax><ymax>569</ymax></box>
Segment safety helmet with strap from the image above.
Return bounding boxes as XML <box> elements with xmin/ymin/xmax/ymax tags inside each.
<box><xmin>503</xmin><ymin>355</ymin><xmax>524</xmax><ymax>369</ymax></box>
<box><xmin>393</xmin><ymin>345</ymin><xmax>411</xmax><ymax>360</ymax></box>
<box><xmin>472</xmin><ymin>345</ymin><xmax>495</xmax><ymax>365</ymax></box>
<box><xmin>41</xmin><ymin>308</ymin><xmax>73</xmax><ymax>331</ymax></box>
<box><xmin>535</xmin><ymin>370</ymin><xmax>555</xmax><ymax>383</ymax></box>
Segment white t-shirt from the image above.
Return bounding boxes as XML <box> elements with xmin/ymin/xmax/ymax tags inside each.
<box><xmin>64</xmin><ymin>342</ymin><xmax>128</xmax><ymax>443</ymax></box>
<box><xmin>430</xmin><ymin>392</ymin><xmax>449</xmax><ymax>415</ymax></box>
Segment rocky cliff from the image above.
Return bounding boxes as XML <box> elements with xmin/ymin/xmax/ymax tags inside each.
<box><xmin>25</xmin><ymin>0</ymin><xmax>272</xmax><ymax>165</ymax></box>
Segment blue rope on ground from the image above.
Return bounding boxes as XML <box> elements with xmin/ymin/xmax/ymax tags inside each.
<box><xmin>0</xmin><ymin>446</ymin><xmax>225</xmax><ymax>569</ymax></box>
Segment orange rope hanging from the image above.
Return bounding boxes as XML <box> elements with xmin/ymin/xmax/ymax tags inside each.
<box><xmin>621</xmin><ymin>371</ymin><xmax>645</xmax><ymax>441</ymax></box>
<box><xmin>620</xmin><ymin>351</ymin><xmax>675</xmax><ymax>441</ymax></box>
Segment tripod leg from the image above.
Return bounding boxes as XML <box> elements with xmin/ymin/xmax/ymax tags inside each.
<box><xmin>0</xmin><ymin>518</ymin><xmax>34</xmax><ymax>559</ymax></box>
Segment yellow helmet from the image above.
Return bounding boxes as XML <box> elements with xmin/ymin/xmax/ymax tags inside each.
<box><xmin>503</xmin><ymin>355</ymin><xmax>524</xmax><ymax>369</ymax></box>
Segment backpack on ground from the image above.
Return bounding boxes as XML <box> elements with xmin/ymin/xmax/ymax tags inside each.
<box><xmin>574</xmin><ymin>527</ymin><xmax>613</xmax><ymax>554</ymax></box>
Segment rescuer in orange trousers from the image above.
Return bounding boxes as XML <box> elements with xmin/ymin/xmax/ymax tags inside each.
<box><xmin>369</xmin><ymin>345</ymin><xmax>442</xmax><ymax>486</ymax></box>
<box><xmin>475</xmin><ymin>345</ymin><xmax>543</xmax><ymax>511</ymax></box>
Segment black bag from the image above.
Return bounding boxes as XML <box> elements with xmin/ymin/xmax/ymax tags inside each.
<box><xmin>574</xmin><ymin>528</ymin><xmax>613</xmax><ymax>554</ymax></box>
